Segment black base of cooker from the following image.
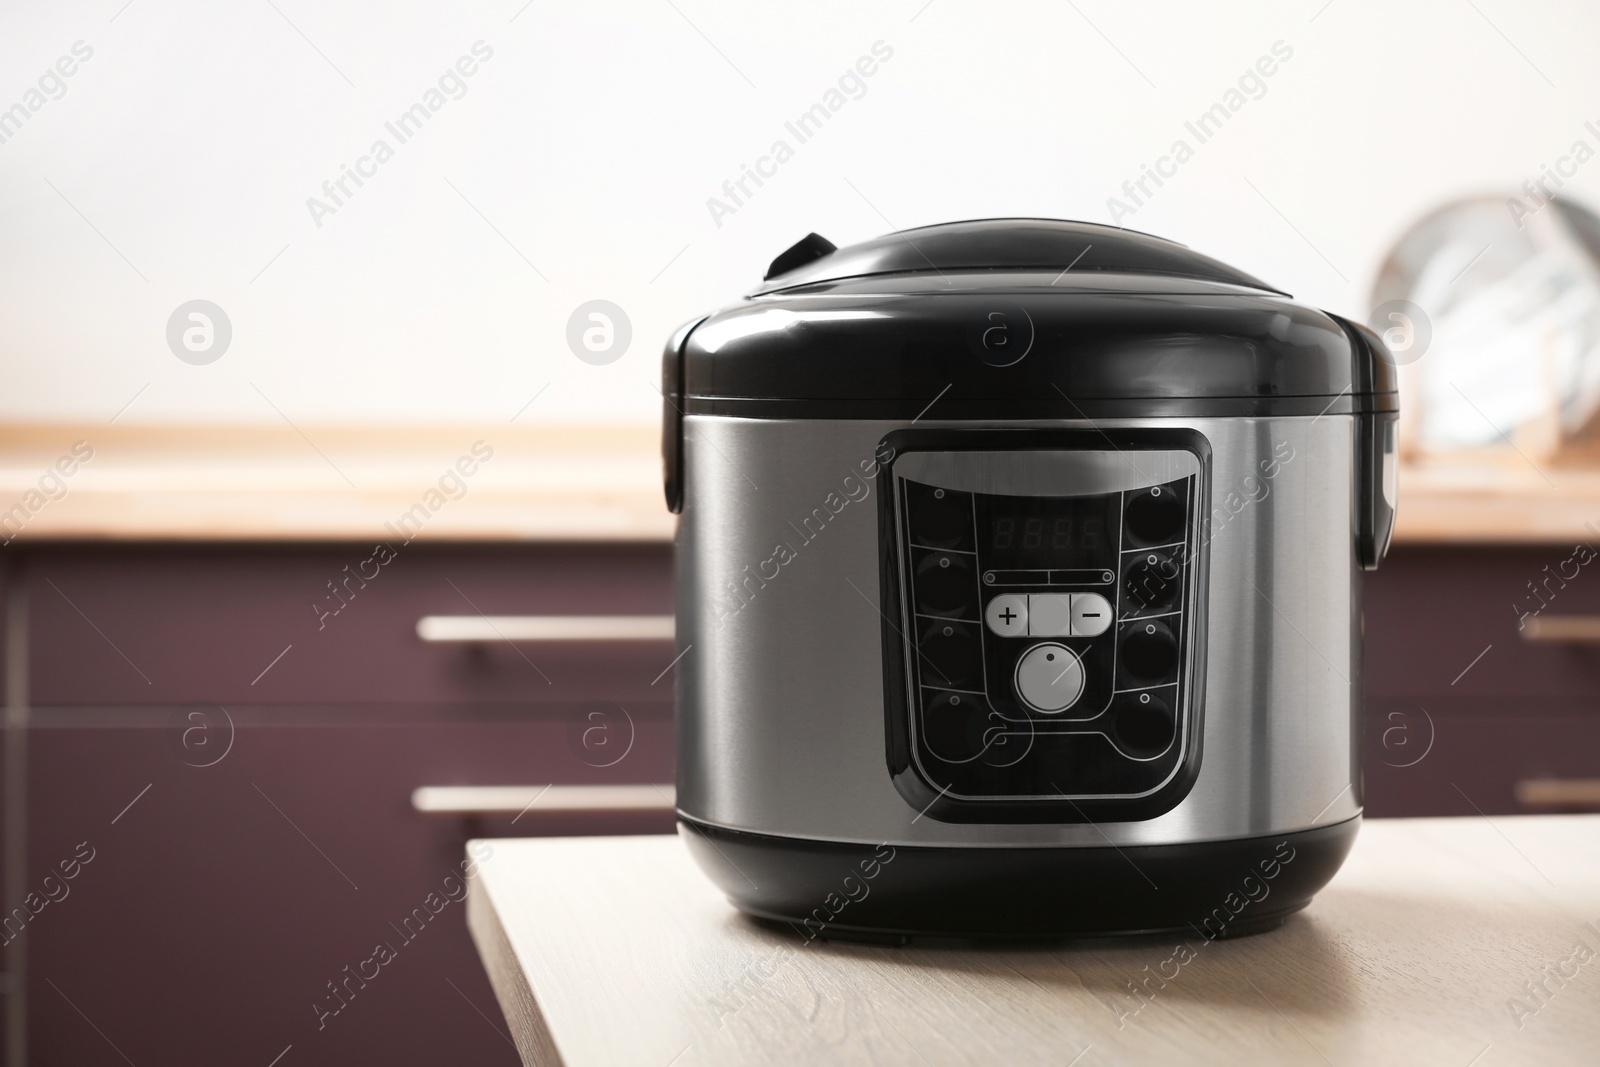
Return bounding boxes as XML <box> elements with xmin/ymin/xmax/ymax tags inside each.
<box><xmin>679</xmin><ymin>815</ymin><xmax>1359</xmax><ymax>943</ymax></box>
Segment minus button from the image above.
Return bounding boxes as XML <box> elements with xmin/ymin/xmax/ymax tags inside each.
<box><xmin>1069</xmin><ymin>592</ymin><xmax>1114</xmax><ymax>637</ymax></box>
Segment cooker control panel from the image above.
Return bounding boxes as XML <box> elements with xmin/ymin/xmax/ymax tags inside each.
<box><xmin>879</xmin><ymin>433</ymin><xmax>1209</xmax><ymax>823</ymax></box>
<box><xmin>984</xmin><ymin>592</ymin><xmax>1114</xmax><ymax>639</ymax></box>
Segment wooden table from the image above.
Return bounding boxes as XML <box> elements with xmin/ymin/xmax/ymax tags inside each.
<box><xmin>467</xmin><ymin>816</ymin><xmax>1600</xmax><ymax>1066</ymax></box>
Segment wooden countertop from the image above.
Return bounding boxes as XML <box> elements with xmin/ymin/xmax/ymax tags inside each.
<box><xmin>467</xmin><ymin>816</ymin><xmax>1600</xmax><ymax>1066</ymax></box>
<box><xmin>0</xmin><ymin>423</ymin><xmax>673</xmax><ymax>543</ymax></box>
<box><xmin>1396</xmin><ymin>451</ymin><xmax>1600</xmax><ymax>544</ymax></box>
<box><xmin>2</xmin><ymin>423</ymin><xmax>1598</xmax><ymax>544</ymax></box>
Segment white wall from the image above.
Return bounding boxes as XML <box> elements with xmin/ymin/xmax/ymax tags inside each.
<box><xmin>1</xmin><ymin>0</ymin><xmax>1596</xmax><ymax>426</ymax></box>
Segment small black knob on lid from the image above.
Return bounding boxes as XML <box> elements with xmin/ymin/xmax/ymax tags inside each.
<box><xmin>765</xmin><ymin>233</ymin><xmax>837</xmax><ymax>280</ymax></box>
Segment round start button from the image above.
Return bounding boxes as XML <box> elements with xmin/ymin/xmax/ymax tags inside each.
<box><xmin>1013</xmin><ymin>642</ymin><xmax>1085</xmax><ymax>713</ymax></box>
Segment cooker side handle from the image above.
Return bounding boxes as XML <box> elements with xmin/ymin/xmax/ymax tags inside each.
<box><xmin>662</xmin><ymin>316</ymin><xmax>709</xmax><ymax>514</ymax></box>
<box><xmin>1358</xmin><ymin>406</ymin><xmax>1399</xmax><ymax>570</ymax></box>
<box><xmin>1329</xmin><ymin>314</ymin><xmax>1399</xmax><ymax>570</ymax></box>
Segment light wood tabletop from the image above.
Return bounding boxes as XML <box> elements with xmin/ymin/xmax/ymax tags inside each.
<box><xmin>466</xmin><ymin>816</ymin><xmax>1600</xmax><ymax>1066</ymax></box>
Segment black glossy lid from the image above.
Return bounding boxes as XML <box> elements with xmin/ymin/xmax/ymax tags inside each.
<box><xmin>753</xmin><ymin>218</ymin><xmax>1281</xmax><ymax>295</ymax></box>
<box><xmin>669</xmin><ymin>219</ymin><xmax>1397</xmax><ymax>420</ymax></box>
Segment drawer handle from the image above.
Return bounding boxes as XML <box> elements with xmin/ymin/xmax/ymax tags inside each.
<box><xmin>1520</xmin><ymin>616</ymin><xmax>1600</xmax><ymax>642</ymax></box>
<box><xmin>1515</xmin><ymin>778</ymin><xmax>1600</xmax><ymax>810</ymax></box>
<box><xmin>411</xmin><ymin>784</ymin><xmax>675</xmax><ymax>816</ymax></box>
<box><xmin>416</xmin><ymin>615</ymin><xmax>674</xmax><ymax>643</ymax></box>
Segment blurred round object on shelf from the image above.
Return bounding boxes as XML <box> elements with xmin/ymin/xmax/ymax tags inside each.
<box><xmin>1371</xmin><ymin>195</ymin><xmax>1600</xmax><ymax>457</ymax></box>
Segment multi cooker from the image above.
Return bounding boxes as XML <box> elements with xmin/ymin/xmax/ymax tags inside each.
<box><xmin>662</xmin><ymin>219</ymin><xmax>1397</xmax><ymax>939</ymax></box>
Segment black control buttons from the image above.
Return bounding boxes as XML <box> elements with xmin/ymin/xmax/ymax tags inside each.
<box><xmin>919</xmin><ymin>619</ymin><xmax>981</xmax><ymax>689</ymax></box>
<box><xmin>914</xmin><ymin>550</ymin><xmax>977</xmax><ymax>618</ymax></box>
<box><xmin>1123</xmin><ymin>485</ymin><xmax>1185</xmax><ymax>547</ymax></box>
<box><xmin>1122</xmin><ymin>551</ymin><xmax>1181</xmax><ymax>615</ymax></box>
<box><xmin>1113</xmin><ymin>690</ymin><xmax>1176</xmax><ymax>759</ymax></box>
<box><xmin>896</xmin><ymin>470</ymin><xmax>1200</xmax><ymax>804</ymax></box>
<box><xmin>921</xmin><ymin>691</ymin><xmax>993</xmax><ymax>762</ymax></box>
<box><xmin>1119</xmin><ymin>619</ymin><xmax>1178</xmax><ymax>683</ymax></box>
<box><xmin>906</xmin><ymin>483</ymin><xmax>974</xmax><ymax>551</ymax></box>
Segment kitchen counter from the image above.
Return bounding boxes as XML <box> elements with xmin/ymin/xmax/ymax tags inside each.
<box><xmin>0</xmin><ymin>423</ymin><xmax>672</xmax><ymax>542</ymax></box>
<box><xmin>467</xmin><ymin>816</ymin><xmax>1600</xmax><ymax>1066</ymax></box>
<box><xmin>1397</xmin><ymin>452</ymin><xmax>1600</xmax><ymax>544</ymax></box>
<box><xmin>4</xmin><ymin>423</ymin><xmax>1600</xmax><ymax>544</ymax></box>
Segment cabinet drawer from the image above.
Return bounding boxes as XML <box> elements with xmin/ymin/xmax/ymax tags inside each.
<box><xmin>1364</xmin><ymin>545</ymin><xmax>1600</xmax><ymax>705</ymax></box>
<box><xmin>23</xmin><ymin>705</ymin><xmax>671</xmax><ymax>1066</ymax></box>
<box><xmin>25</xmin><ymin>543</ymin><xmax>675</xmax><ymax>707</ymax></box>
<box><xmin>1363</xmin><ymin>704</ymin><xmax>1600</xmax><ymax>817</ymax></box>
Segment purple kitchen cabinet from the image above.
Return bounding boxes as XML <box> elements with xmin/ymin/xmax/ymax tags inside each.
<box><xmin>1363</xmin><ymin>545</ymin><xmax>1600</xmax><ymax>817</ymax></box>
<box><xmin>3</xmin><ymin>543</ymin><xmax>677</xmax><ymax>1067</ymax></box>
<box><xmin>26</xmin><ymin>543</ymin><xmax>675</xmax><ymax>707</ymax></box>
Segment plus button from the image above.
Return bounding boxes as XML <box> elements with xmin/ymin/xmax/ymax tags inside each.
<box><xmin>984</xmin><ymin>594</ymin><xmax>1029</xmax><ymax>637</ymax></box>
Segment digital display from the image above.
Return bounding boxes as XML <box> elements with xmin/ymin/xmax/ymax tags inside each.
<box><xmin>989</xmin><ymin>515</ymin><xmax>1106</xmax><ymax>552</ymax></box>
<box><xmin>976</xmin><ymin>492</ymin><xmax>1120</xmax><ymax>570</ymax></box>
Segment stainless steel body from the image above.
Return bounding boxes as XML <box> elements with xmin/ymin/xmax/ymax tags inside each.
<box><xmin>675</xmin><ymin>414</ymin><xmax>1362</xmax><ymax>848</ymax></box>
